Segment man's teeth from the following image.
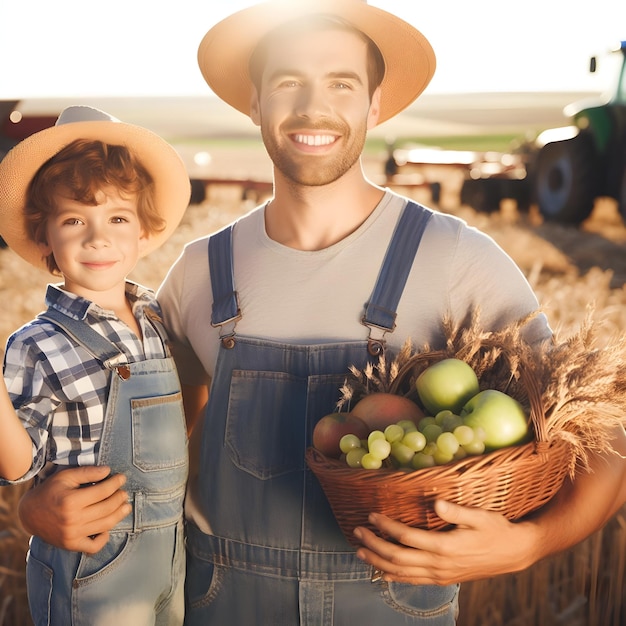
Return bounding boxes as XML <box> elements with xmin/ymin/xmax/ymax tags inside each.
<box><xmin>294</xmin><ymin>134</ymin><xmax>336</xmax><ymax>146</ymax></box>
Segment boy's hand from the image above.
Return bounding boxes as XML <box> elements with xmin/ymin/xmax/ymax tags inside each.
<box><xmin>18</xmin><ymin>466</ymin><xmax>131</xmax><ymax>554</ymax></box>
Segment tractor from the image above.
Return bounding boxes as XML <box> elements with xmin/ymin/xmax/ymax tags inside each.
<box><xmin>531</xmin><ymin>40</ymin><xmax>626</xmax><ymax>224</ymax></box>
<box><xmin>458</xmin><ymin>41</ymin><xmax>626</xmax><ymax>225</ymax></box>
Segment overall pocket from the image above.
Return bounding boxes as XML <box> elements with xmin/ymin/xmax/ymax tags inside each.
<box><xmin>74</xmin><ymin>532</ymin><xmax>134</xmax><ymax>583</ymax></box>
<box><xmin>131</xmin><ymin>391</ymin><xmax>187</xmax><ymax>471</ymax></box>
<box><xmin>384</xmin><ymin>581</ymin><xmax>460</xmax><ymax>620</ymax></box>
<box><xmin>225</xmin><ymin>370</ymin><xmax>353</xmax><ymax>480</ymax></box>
<box><xmin>225</xmin><ymin>370</ymin><xmax>307</xmax><ymax>479</ymax></box>
<box><xmin>26</xmin><ymin>553</ymin><xmax>53</xmax><ymax>626</ymax></box>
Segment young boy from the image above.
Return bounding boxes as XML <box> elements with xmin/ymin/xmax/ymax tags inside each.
<box><xmin>0</xmin><ymin>105</ymin><xmax>191</xmax><ymax>625</ymax></box>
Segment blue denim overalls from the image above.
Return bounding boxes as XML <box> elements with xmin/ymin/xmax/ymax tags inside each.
<box><xmin>185</xmin><ymin>202</ymin><xmax>459</xmax><ymax>625</ymax></box>
<box><xmin>26</xmin><ymin>307</ymin><xmax>188</xmax><ymax>626</ymax></box>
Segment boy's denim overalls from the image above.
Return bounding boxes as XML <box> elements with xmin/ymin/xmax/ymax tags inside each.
<box><xmin>26</xmin><ymin>309</ymin><xmax>188</xmax><ymax>626</ymax></box>
<box><xmin>185</xmin><ymin>202</ymin><xmax>460</xmax><ymax>625</ymax></box>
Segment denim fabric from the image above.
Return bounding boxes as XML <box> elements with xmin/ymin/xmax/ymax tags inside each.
<box><xmin>28</xmin><ymin>519</ymin><xmax>186</xmax><ymax>626</ymax></box>
<box><xmin>26</xmin><ymin>350</ymin><xmax>188</xmax><ymax>626</ymax></box>
<box><xmin>184</xmin><ymin>202</ymin><xmax>458</xmax><ymax>625</ymax></box>
<box><xmin>185</xmin><ymin>339</ymin><xmax>459</xmax><ymax>625</ymax></box>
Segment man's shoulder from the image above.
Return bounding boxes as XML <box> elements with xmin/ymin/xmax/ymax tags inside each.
<box><xmin>384</xmin><ymin>190</ymin><xmax>464</xmax><ymax>224</ymax></box>
<box><xmin>389</xmin><ymin>194</ymin><xmax>467</xmax><ymax>235</ymax></box>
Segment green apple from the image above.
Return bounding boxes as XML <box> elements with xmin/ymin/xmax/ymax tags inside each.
<box><xmin>460</xmin><ymin>389</ymin><xmax>529</xmax><ymax>449</ymax></box>
<box><xmin>415</xmin><ymin>358</ymin><xmax>480</xmax><ymax>415</ymax></box>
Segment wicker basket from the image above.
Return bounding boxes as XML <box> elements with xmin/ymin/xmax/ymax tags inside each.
<box><xmin>306</xmin><ymin>343</ymin><xmax>575</xmax><ymax>545</ymax></box>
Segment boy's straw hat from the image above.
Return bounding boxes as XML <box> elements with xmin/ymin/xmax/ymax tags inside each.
<box><xmin>0</xmin><ymin>105</ymin><xmax>191</xmax><ymax>269</ymax></box>
<box><xmin>197</xmin><ymin>0</ymin><xmax>436</xmax><ymax>125</ymax></box>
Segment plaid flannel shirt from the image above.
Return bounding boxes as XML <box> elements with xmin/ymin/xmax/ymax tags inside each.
<box><xmin>1</xmin><ymin>282</ymin><xmax>168</xmax><ymax>484</ymax></box>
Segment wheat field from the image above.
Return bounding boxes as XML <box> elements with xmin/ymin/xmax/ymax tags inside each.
<box><xmin>1</xmin><ymin>168</ymin><xmax>625</xmax><ymax>625</ymax></box>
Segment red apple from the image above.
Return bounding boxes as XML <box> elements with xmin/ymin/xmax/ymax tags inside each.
<box><xmin>312</xmin><ymin>412</ymin><xmax>370</xmax><ymax>458</ymax></box>
<box><xmin>351</xmin><ymin>392</ymin><xmax>425</xmax><ymax>431</ymax></box>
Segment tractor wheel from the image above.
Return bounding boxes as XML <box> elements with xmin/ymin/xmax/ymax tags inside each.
<box><xmin>533</xmin><ymin>134</ymin><xmax>598</xmax><ymax>224</ymax></box>
<box><xmin>189</xmin><ymin>179</ymin><xmax>207</xmax><ymax>205</ymax></box>
<box><xmin>460</xmin><ymin>178</ymin><xmax>502</xmax><ymax>213</ymax></box>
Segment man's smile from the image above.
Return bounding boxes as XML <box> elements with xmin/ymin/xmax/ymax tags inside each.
<box><xmin>291</xmin><ymin>133</ymin><xmax>338</xmax><ymax>147</ymax></box>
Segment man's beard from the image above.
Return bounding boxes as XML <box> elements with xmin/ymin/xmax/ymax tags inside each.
<box><xmin>261</xmin><ymin>119</ymin><xmax>367</xmax><ymax>187</ymax></box>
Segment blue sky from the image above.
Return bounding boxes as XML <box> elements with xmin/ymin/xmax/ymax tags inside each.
<box><xmin>1</xmin><ymin>0</ymin><xmax>625</xmax><ymax>98</ymax></box>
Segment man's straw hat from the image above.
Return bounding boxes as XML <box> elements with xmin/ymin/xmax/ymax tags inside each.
<box><xmin>198</xmin><ymin>0</ymin><xmax>436</xmax><ymax>125</ymax></box>
<box><xmin>0</xmin><ymin>105</ymin><xmax>191</xmax><ymax>269</ymax></box>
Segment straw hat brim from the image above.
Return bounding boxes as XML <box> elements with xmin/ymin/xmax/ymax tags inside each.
<box><xmin>198</xmin><ymin>0</ymin><xmax>436</xmax><ymax>125</ymax></box>
<box><xmin>0</xmin><ymin>119</ymin><xmax>191</xmax><ymax>270</ymax></box>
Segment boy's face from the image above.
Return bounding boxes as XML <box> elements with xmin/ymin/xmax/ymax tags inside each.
<box><xmin>41</xmin><ymin>186</ymin><xmax>149</xmax><ymax>301</ymax></box>
<box><xmin>249</xmin><ymin>27</ymin><xmax>381</xmax><ymax>186</ymax></box>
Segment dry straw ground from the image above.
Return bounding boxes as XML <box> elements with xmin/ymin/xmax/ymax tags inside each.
<box><xmin>1</xmin><ymin>153</ymin><xmax>625</xmax><ymax>625</ymax></box>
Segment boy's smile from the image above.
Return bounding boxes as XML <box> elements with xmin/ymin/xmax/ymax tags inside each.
<box><xmin>42</xmin><ymin>186</ymin><xmax>148</xmax><ymax>306</ymax></box>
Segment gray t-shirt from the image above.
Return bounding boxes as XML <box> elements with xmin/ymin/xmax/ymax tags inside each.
<box><xmin>158</xmin><ymin>189</ymin><xmax>549</xmax><ymax>387</ymax></box>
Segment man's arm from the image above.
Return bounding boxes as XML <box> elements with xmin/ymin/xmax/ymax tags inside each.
<box><xmin>354</xmin><ymin>425</ymin><xmax>626</xmax><ymax>585</ymax></box>
<box><xmin>18</xmin><ymin>466</ymin><xmax>131</xmax><ymax>554</ymax></box>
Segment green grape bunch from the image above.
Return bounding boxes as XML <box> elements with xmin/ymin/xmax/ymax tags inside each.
<box><xmin>339</xmin><ymin>409</ymin><xmax>488</xmax><ymax>471</ymax></box>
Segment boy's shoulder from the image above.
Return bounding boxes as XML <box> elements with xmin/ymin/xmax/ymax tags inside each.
<box><xmin>4</xmin><ymin>317</ymin><xmax>84</xmax><ymax>372</ymax></box>
<box><xmin>7</xmin><ymin>316</ymin><xmax>75</xmax><ymax>350</ymax></box>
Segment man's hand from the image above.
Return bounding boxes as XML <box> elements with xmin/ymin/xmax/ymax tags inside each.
<box><xmin>18</xmin><ymin>466</ymin><xmax>131</xmax><ymax>554</ymax></box>
<box><xmin>355</xmin><ymin>428</ymin><xmax>626</xmax><ymax>586</ymax></box>
<box><xmin>353</xmin><ymin>500</ymin><xmax>537</xmax><ymax>586</ymax></box>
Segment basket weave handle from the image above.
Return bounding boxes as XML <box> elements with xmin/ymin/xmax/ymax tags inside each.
<box><xmin>517</xmin><ymin>357</ymin><xmax>547</xmax><ymax>443</ymax></box>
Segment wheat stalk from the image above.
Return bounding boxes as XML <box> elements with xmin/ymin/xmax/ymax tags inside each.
<box><xmin>340</xmin><ymin>307</ymin><xmax>626</xmax><ymax>474</ymax></box>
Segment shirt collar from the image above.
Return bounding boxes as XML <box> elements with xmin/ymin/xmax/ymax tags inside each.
<box><xmin>44</xmin><ymin>281</ymin><xmax>155</xmax><ymax>322</ymax></box>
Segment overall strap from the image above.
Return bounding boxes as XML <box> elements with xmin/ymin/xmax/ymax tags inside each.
<box><xmin>143</xmin><ymin>307</ymin><xmax>173</xmax><ymax>357</ymax></box>
<box><xmin>37</xmin><ymin>308</ymin><xmax>131</xmax><ymax>380</ymax></box>
<box><xmin>362</xmin><ymin>201</ymin><xmax>434</xmax><ymax>355</ymax></box>
<box><xmin>207</xmin><ymin>201</ymin><xmax>433</xmax><ymax>354</ymax></box>
<box><xmin>208</xmin><ymin>224</ymin><xmax>241</xmax><ymax>348</ymax></box>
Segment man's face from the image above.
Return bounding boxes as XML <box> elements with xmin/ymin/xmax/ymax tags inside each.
<box><xmin>250</xmin><ymin>27</ymin><xmax>381</xmax><ymax>186</ymax></box>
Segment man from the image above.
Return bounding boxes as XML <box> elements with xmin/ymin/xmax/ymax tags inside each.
<box><xmin>19</xmin><ymin>1</ymin><xmax>626</xmax><ymax>624</ymax></box>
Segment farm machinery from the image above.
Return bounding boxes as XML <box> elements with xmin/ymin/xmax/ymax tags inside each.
<box><xmin>461</xmin><ymin>40</ymin><xmax>626</xmax><ymax>225</ymax></box>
